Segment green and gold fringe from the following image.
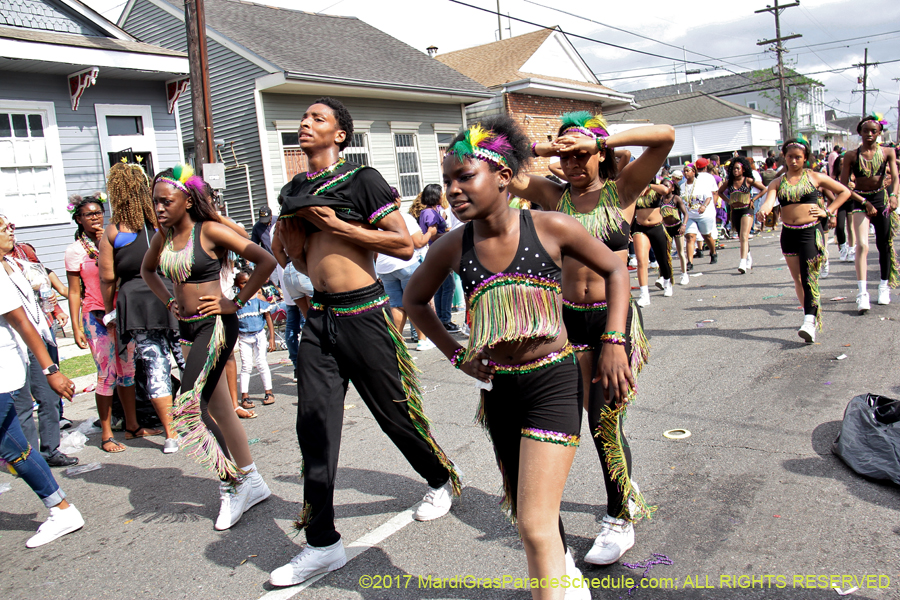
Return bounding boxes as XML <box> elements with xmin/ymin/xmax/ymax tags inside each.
<box><xmin>383</xmin><ymin>310</ymin><xmax>461</xmax><ymax>496</ymax></box>
<box><xmin>629</xmin><ymin>301</ymin><xmax>651</xmax><ymax>378</ymax></box>
<box><xmin>465</xmin><ymin>277</ymin><xmax>562</xmax><ymax>363</ymax></box>
<box><xmin>557</xmin><ymin>180</ymin><xmax>626</xmax><ymax>241</ymax></box>
<box><xmin>888</xmin><ymin>211</ymin><xmax>900</xmax><ymax>288</ymax></box>
<box><xmin>594</xmin><ymin>404</ymin><xmax>656</xmax><ymax>522</ymax></box>
<box><xmin>806</xmin><ymin>227</ymin><xmax>825</xmax><ymax>331</ymax></box>
<box><xmin>777</xmin><ymin>170</ymin><xmax>816</xmax><ymax>204</ymax></box>
<box><xmin>292</xmin><ymin>502</ymin><xmax>312</xmax><ymax>534</ymax></box>
<box><xmin>635</xmin><ymin>189</ymin><xmax>658</xmax><ymax>210</ymax></box>
<box><xmin>170</xmin><ymin>315</ymin><xmax>245</xmax><ymax>482</ymax></box>
<box><xmin>662</xmin><ymin>229</ymin><xmax>673</xmax><ymax>286</ymax></box>
<box><xmin>857</xmin><ymin>147</ymin><xmax>884</xmax><ymax>178</ymax></box>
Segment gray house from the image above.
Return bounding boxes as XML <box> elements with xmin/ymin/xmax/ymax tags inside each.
<box><xmin>119</xmin><ymin>0</ymin><xmax>491</xmax><ymax>223</ymax></box>
<box><xmin>1</xmin><ymin>0</ymin><xmax>189</xmax><ymax>272</ymax></box>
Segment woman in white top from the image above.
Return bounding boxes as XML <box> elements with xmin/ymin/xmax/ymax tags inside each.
<box><xmin>681</xmin><ymin>163</ymin><xmax>718</xmax><ymax>269</ymax></box>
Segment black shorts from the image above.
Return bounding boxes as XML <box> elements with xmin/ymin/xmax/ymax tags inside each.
<box><xmin>851</xmin><ymin>188</ymin><xmax>887</xmax><ymax>213</ymax></box>
<box><xmin>780</xmin><ymin>221</ymin><xmax>820</xmax><ymax>256</ymax></box>
<box><xmin>561</xmin><ymin>299</ymin><xmax>649</xmax><ymax>378</ymax></box>
<box><xmin>730</xmin><ymin>207</ymin><xmax>753</xmax><ymax>230</ymax></box>
<box><xmin>664</xmin><ymin>223</ymin><xmax>682</xmax><ymax>238</ymax></box>
<box><xmin>631</xmin><ymin>221</ymin><xmax>661</xmax><ymax>236</ymax></box>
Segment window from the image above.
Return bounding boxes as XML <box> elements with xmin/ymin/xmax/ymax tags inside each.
<box><xmin>667</xmin><ymin>154</ymin><xmax>693</xmax><ymax>169</ymax></box>
<box><xmin>747</xmin><ymin>101</ymin><xmax>758</xmax><ymax>111</ymax></box>
<box><xmin>0</xmin><ymin>101</ymin><xmax>66</xmax><ymax>226</ymax></box>
<box><xmin>280</xmin><ymin>131</ymin><xmax>307</xmax><ymax>180</ymax></box>
<box><xmin>94</xmin><ymin>105</ymin><xmax>158</xmax><ymax>179</ymax></box>
<box><xmin>341</xmin><ymin>132</ymin><xmax>369</xmax><ymax>166</ymax></box>
<box><xmin>106</xmin><ymin>115</ymin><xmax>144</xmax><ymax>136</ymax></box>
<box><xmin>436</xmin><ymin>133</ymin><xmax>455</xmax><ymax>158</ymax></box>
<box><xmin>394</xmin><ymin>133</ymin><xmax>421</xmax><ymax>198</ymax></box>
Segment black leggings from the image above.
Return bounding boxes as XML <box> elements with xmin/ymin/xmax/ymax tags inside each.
<box><xmin>296</xmin><ymin>282</ymin><xmax>455</xmax><ymax>547</ymax></box>
<box><xmin>835</xmin><ymin>202</ymin><xmax>851</xmax><ymax>247</ymax></box>
<box><xmin>856</xmin><ymin>189</ymin><xmax>895</xmax><ymax>282</ymax></box>
<box><xmin>633</xmin><ymin>222</ymin><xmax>672</xmax><ymax>280</ymax></box>
<box><xmin>178</xmin><ymin>313</ymin><xmax>239</xmax><ymax>461</ymax></box>
<box><xmin>780</xmin><ymin>223</ymin><xmax>824</xmax><ymax>321</ymax></box>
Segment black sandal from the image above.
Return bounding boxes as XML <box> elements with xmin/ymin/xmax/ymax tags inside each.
<box><xmin>101</xmin><ymin>437</ymin><xmax>126</xmax><ymax>453</ymax></box>
<box><xmin>125</xmin><ymin>427</ymin><xmax>162</xmax><ymax>439</ymax></box>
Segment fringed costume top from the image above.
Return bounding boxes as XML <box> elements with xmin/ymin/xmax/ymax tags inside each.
<box><xmin>557</xmin><ymin>180</ymin><xmax>630</xmax><ymax>252</ymax></box>
<box><xmin>459</xmin><ymin>210</ymin><xmax>563</xmax><ymax>363</ymax></box>
<box><xmin>278</xmin><ymin>159</ymin><xmax>398</xmax><ymax>233</ymax></box>
<box><xmin>159</xmin><ymin>221</ymin><xmax>221</xmax><ymax>284</ymax></box>
<box><xmin>635</xmin><ymin>189</ymin><xmax>662</xmax><ymax>210</ymax></box>
<box><xmin>660</xmin><ymin>194</ymin><xmax>681</xmax><ymax>222</ymax></box>
<box><xmin>852</xmin><ymin>145</ymin><xmax>887</xmax><ymax>180</ymax></box>
<box><xmin>725</xmin><ymin>181</ymin><xmax>754</xmax><ymax>208</ymax></box>
<box><xmin>777</xmin><ymin>170</ymin><xmax>818</xmax><ymax>206</ymax></box>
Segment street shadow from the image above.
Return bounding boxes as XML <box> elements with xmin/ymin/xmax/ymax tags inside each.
<box><xmin>781</xmin><ymin>420</ymin><xmax>900</xmax><ymax>511</ymax></box>
<box><xmin>646</xmin><ymin>325</ymin><xmax>804</xmax><ymax>349</ymax></box>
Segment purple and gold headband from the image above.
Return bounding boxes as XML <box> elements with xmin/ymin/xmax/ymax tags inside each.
<box><xmin>156</xmin><ymin>163</ymin><xmax>205</xmax><ymax>195</ymax></box>
<box><xmin>558</xmin><ymin>111</ymin><xmax>609</xmax><ymax>139</ymax></box>
<box><xmin>450</xmin><ymin>124</ymin><xmax>511</xmax><ymax>169</ymax></box>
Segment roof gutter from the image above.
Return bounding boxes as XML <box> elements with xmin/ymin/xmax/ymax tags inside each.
<box><xmin>279</xmin><ymin>71</ymin><xmax>492</xmax><ymax>100</ymax></box>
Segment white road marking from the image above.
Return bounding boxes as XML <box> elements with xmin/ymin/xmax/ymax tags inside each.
<box><xmin>255</xmin><ymin>506</ymin><xmax>417</xmax><ymax>600</ymax></box>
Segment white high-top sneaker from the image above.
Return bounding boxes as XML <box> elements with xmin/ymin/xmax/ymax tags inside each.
<box><xmin>738</xmin><ymin>258</ymin><xmax>747</xmax><ymax>274</ymax></box>
<box><xmin>878</xmin><ymin>284</ymin><xmax>891</xmax><ymax>305</ymax></box>
<box><xmin>636</xmin><ymin>288</ymin><xmax>651</xmax><ymax>307</ymax></box>
<box><xmin>857</xmin><ymin>291</ymin><xmax>871</xmax><ymax>314</ymax></box>
<box><xmin>663</xmin><ymin>279</ymin><xmax>673</xmax><ymax>297</ymax></box>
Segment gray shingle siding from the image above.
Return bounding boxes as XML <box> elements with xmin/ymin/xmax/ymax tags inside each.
<box><xmin>0</xmin><ymin>0</ymin><xmax>104</xmax><ymax>36</ymax></box>
<box><xmin>123</xmin><ymin>0</ymin><xmax>269</xmax><ymax>227</ymax></box>
<box><xmin>3</xmin><ymin>71</ymin><xmax>181</xmax><ymax>273</ymax></box>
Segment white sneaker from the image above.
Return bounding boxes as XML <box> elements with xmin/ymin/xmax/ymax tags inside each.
<box><xmin>214</xmin><ymin>478</ymin><xmax>252</xmax><ymax>531</ymax></box>
<box><xmin>798</xmin><ymin>320</ymin><xmax>816</xmax><ymax>343</ymax></box>
<box><xmin>26</xmin><ymin>505</ymin><xmax>84</xmax><ymax>548</ymax></box>
<box><xmin>636</xmin><ymin>290</ymin><xmax>650</xmax><ymax>308</ymax></box>
<box><xmin>663</xmin><ymin>279</ymin><xmax>673</xmax><ymax>297</ymax></box>
<box><xmin>245</xmin><ymin>470</ymin><xmax>272</xmax><ymax>511</ymax></box>
<box><xmin>649</xmin><ymin>260</ymin><xmax>659</xmax><ymax>269</ymax></box>
<box><xmin>679</xmin><ymin>272</ymin><xmax>690</xmax><ymax>286</ymax></box>
<box><xmin>584</xmin><ymin>514</ymin><xmax>635</xmax><ymax>565</ymax></box>
<box><xmin>821</xmin><ymin>261</ymin><xmax>830</xmax><ymax>278</ymax></box>
<box><xmin>415</xmin><ymin>338</ymin><xmax>436</xmax><ymax>351</ymax></box>
<box><xmin>628</xmin><ymin>255</ymin><xmax>637</xmax><ymax>267</ymax></box>
<box><xmin>738</xmin><ymin>258</ymin><xmax>747</xmax><ymax>274</ymax></box>
<box><xmin>564</xmin><ymin>550</ymin><xmax>591</xmax><ymax>600</ymax></box>
<box><xmin>878</xmin><ymin>286</ymin><xmax>891</xmax><ymax>305</ymax></box>
<box><xmin>413</xmin><ymin>482</ymin><xmax>452</xmax><ymax>521</ymax></box>
<box><xmin>163</xmin><ymin>437</ymin><xmax>179</xmax><ymax>454</ymax></box>
<box><xmin>839</xmin><ymin>244</ymin><xmax>849</xmax><ymax>262</ymax></box>
<box><xmin>269</xmin><ymin>540</ymin><xmax>348</xmax><ymax>587</ymax></box>
<box><xmin>654</xmin><ymin>277</ymin><xmax>665</xmax><ymax>291</ymax></box>
<box><xmin>857</xmin><ymin>291</ymin><xmax>871</xmax><ymax>314</ymax></box>
<box><xmin>849</xmin><ymin>246</ymin><xmax>856</xmax><ymax>261</ymax></box>
<box><xmin>747</xmin><ymin>253</ymin><xmax>752</xmax><ymax>270</ymax></box>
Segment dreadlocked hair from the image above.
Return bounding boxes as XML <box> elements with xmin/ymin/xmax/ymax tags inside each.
<box><xmin>725</xmin><ymin>156</ymin><xmax>753</xmax><ymax>189</ymax></box>
<box><xmin>68</xmin><ymin>193</ymin><xmax>105</xmax><ymax>240</ymax></box>
<box><xmin>446</xmin><ymin>114</ymin><xmax>531</xmax><ymax>178</ymax></box>
<box><xmin>107</xmin><ymin>162</ymin><xmax>157</xmax><ymax>232</ymax></box>
<box><xmin>152</xmin><ymin>167</ymin><xmax>219</xmax><ymax>223</ymax></box>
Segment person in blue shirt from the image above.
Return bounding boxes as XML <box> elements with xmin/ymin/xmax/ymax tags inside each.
<box><xmin>235</xmin><ymin>271</ymin><xmax>277</xmax><ymax>407</ymax></box>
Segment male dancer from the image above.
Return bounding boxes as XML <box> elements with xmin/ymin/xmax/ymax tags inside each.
<box><xmin>270</xmin><ymin>97</ymin><xmax>459</xmax><ymax>587</ymax></box>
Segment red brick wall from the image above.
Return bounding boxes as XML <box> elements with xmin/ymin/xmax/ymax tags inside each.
<box><xmin>505</xmin><ymin>93</ymin><xmax>606</xmax><ymax>175</ymax></box>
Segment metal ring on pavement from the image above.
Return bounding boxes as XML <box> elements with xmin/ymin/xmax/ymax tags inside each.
<box><xmin>663</xmin><ymin>429</ymin><xmax>691</xmax><ymax>440</ymax></box>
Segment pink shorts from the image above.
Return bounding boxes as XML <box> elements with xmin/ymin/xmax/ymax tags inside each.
<box><xmin>83</xmin><ymin>311</ymin><xmax>135</xmax><ymax>396</ymax></box>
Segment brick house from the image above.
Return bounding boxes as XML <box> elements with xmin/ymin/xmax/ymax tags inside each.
<box><xmin>435</xmin><ymin>27</ymin><xmax>634</xmax><ymax>174</ymax></box>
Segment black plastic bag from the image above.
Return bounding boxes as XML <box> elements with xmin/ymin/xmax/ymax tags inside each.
<box><xmin>833</xmin><ymin>394</ymin><xmax>900</xmax><ymax>485</ymax></box>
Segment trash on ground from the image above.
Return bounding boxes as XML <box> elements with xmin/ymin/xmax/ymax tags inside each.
<box><xmin>81</xmin><ymin>383</ymin><xmax>96</xmax><ymax>393</ymax></box>
<box><xmin>762</xmin><ymin>294</ymin><xmax>784</xmax><ymax>299</ymax></box>
<box><xmin>58</xmin><ymin>431</ymin><xmax>88</xmax><ymax>454</ymax></box>
<box><xmin>663</xmin><ymin>429</ymin><xmax>691</xmax><ymax>440</ymax></box>
<box><xmin>825</xmin><ymin>382</ymin><xmax>832</xmax><ymax>385</ymax></box>
<box><xmin>834</xmin><ymin>586</ymin><xmax>858</xmax><ymax>596</ymax></box>
<box><xmin>74</xmin><ymin>419</ymin><xmax>101</xmax><ymax>436</ymax></box>
<box><xmin>836</xmin><ymin>354</ymin><xmax>848</xmax><ymax>360</ymax></box>
<box><xmin>0</xmin><ymin>482</ymin><xmax>11</xmax><ymax>495</ymax></box>
<box><xmin>343</xmin><ymin>404</ymin><xmax>355</xmax><ymax>410</ymax></box>
<box><xmin>247</xmin><ymin>438</ymin><xmax>260</xmax><ymax>445</ymax></box>
<box><xmin>66</xmin><ymin>462</ymin><xmax>102</xmax><ymax>476</ymax></box>
<box><xmin>622</xmin><ymin>553</ymin><xmax>674</xmax><ymax>596</ymax></box>
<box><xmin>831</xmin><ymin>296</ymin><xmax>847</xmax><ymax>301</ymax></box>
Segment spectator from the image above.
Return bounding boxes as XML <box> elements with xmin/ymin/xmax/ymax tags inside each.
<box><xmin>234</xmin><ymin>271</ymin><xmax>276</xmax><ymax>407</ymax></box>
<box><xmin>415</xmin><ymin>184</ymin><xmax>459</xmax><ymax>333</ymax></box>
<box><xmin>0</xmin><ymin>259</ymin><xmax>84</xmax><ymax>548</ymax></box>
<box><xmin>250</xmin><ymin>206</ymin><xmax>274</xmax><ymax>255</ymax></box>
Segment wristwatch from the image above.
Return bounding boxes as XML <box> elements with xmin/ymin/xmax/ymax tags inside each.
<box><xmin>42</xmin><ymin>364</ymin><xmax>60</xmax><ymax>376</ymax></box>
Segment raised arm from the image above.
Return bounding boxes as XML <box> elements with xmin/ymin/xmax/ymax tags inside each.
<box><xmin>609</xmin><ymin>126</ymin><xmax>675</xmax><ymax>204</ymax></box>
<box><xmin>274</xmin><ymin>219</ymin><xmax>308</xmax><ymax>274</ymax></box>
<box><xmin>508</xmin><ymin>169</ymin><xmax>566</xmax><ymax>211</ymax></box>
<box><xmin>811</xmin><ymin>172</ymin><xmax>852</xmax><ymax>215</ymax></box>
<box><xmin>295</xmin><ymin>207</ymin><xmax>414</xmax><ymax>260</ymax></box>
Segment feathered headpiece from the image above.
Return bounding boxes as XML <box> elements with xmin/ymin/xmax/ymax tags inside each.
<box><xmin>785</xmin><ymin>134</ymin><xmax>810</xmax><ymax>151</ymax></box>
<box><xmin>66</xmin><ymin>191</ymin><xmax>107</xmax><ymax>214</ymax></box>
<box><xmin>867</xmin><ymin>112</ymin><xmax>889</xmax><ymax>127</ymax></box>
<box><xmin>449</xmin><ymin>124</ymin><xmax>511</xmax><ymax>169</ymax></box>
<box><xmin>156</xmin><ymin>163</ymin><xmax>206</xmax><ymax>196</ymax></box>
<box><xmin>558</xmin><ymin>111</ymin><xmax>609</xmax><ymax>139</ymax></box>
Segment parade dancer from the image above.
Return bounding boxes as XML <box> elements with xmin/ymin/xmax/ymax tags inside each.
<box><xmin>508</xmin><ymin>112</ymin><xmax>673</xmax><ymax>565</ymax></box>
<box><xmin>141</xmin><ymin>165</ymin><xmax>276</xmax><ymax>530</ymax></box>
<box><xmin>633</xmin><ymin>183</ymin><xmax>675</xmax><ymax>305</ymax></box>
<box><xmin>839</xmin><ymin>114</ymin><xmax>899</xmax><ymax>311</ymax></box>
<box><xmin>270</xmin><ymin>98</ymin><xmax>459</xmax><ymax>587</ymax></box>
<box><xmin>406</xmin><ymin>116</ymin><xmax>634</xmax><ymax>599</ymax></box>
<box><xmin>722</xmin><ymin>157</ymin><xmax>766</xmax><ymax>273</ymax></box>
<box><xmin>659</xmin><ymin>177</ymin><xmax>689</xmax><ymax>285</ymax></box>
<box><xmin>757</xmin><ymin>137</ymin><xmax>851</xmax><ymax>343</ymax></box>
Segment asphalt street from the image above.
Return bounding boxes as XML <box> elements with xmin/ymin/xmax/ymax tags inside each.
<box><xmin>2</xmin><ymin>231</ymin><xmax>899</xmax><ymax>600</ymax></box>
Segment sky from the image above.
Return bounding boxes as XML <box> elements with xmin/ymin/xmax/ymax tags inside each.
<box><xmin>87</xmin><ymin>0</ymin><xmax>899</xmax><ymax>131</ymax></box>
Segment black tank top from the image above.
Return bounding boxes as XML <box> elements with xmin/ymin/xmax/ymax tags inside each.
<box><xmin>851</xmin><ymin>145</ymin><xmax>887</xmax><ymax>180</ymax></box>
<box><xmin>159</xmin><ymin>221</ymin><xmax>222</xmax><ymax>284</ymax></box>
<box><xmin>459</xmin><ymin>210</ymin><xmax>563</xmax><ymax>362</ymax></box>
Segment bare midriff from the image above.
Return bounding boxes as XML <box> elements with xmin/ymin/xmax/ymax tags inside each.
<box><xmin>305</xmin><ymin>222</ymin><xmax>379</xmax><ymax>293</ymax></box>
<box><xmin>635</xmin><ymin>207</ymin><xmax>663</xmax><ymax>227</ymax></box>
<box><xmin>561</xmin><ymin>251</ymin><xmax>629</xmax><ymax>304</ymax></box>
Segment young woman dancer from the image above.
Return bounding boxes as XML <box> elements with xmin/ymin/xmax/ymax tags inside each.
<box><xmin>405</xmin><ymin>115</ymin><xmax>635</xmax><ymax>599</ymax></box>
<box><xmin>141</xmin><ymin>165</ymin><xmax>277</xmax><ymax>530</ymax></box>
<box><xmin>633</xmin><ymin>182</ymin><xmax>675</xmax><ymax>306</ymax></box>
<box><xmin>839</xmin><ymin>114</ymin><xmax>899</xmax><ymax>311</ymax></box>
<box><xmin>720</xmin><ymin>157</ymin><xmax>766</xmax><ymax>273</ymax></box>
<box><xmin>681</xmin><ymin>163</ymin><xmax>718</xmax><ymax>269</ymax></box>
<box><xmin>757</xmin><ymin>138</ymin><xmax>851</xmax><ymax>343</ymax></box>
<box><xmin>659</xmin><ymin>177</ymin><xmax>689</xmax><ymax>285</ymax></box>
<box><xmin>831</xmin><ymin>154</ymin><xmax>855</xmax><ymax>263</ymax></box>
<box><xmin>508</xmin><ymin>112</ymin><xmax>674</xmax><ymax>565</ymax></box>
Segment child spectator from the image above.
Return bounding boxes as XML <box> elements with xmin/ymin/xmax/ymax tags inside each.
<box><xmin>234</xmin><ymin>272</ymin><xmax>276</xmax><ymax>407</ymax></box>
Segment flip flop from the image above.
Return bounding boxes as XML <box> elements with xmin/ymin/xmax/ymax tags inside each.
<box><xmin>263</xmin><ymin>392</ymin><xmax>276</xmax><ymax>406</ymax></box>
<box><xmin>125</xmin><ymin>427</ymin><xmax>163</xmax><ymax>439</ymax></box>
<box><xmin>235</xmin><ymin>406</ymin><xmax>257</xmax><ymax>419</ymax></box>
<box><xmin>101</xmin><ymin>437</ymin><xmax>126</xmax><ymax>453</ymax></box>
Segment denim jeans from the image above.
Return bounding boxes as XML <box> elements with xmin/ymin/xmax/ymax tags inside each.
<box><xmin>13</xmin><ymin>350</ymin><xmax>61</xmax><ymax>459</ymax></box>
<box><xmin>434</xmin><ymin>275</ymin><xmax>455</xmax><ymax>325</ymax></box>
<box><xmin>285</xmin><ymin>304</ymin><xmax>303</xmax><ymax>368</ymax></box>
<box><xmin>1</xmin><ymin>390</ymin><xmax>65</xmax><ymax>508</ymax></box>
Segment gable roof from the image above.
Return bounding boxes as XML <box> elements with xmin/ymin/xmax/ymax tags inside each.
<box><xmin>607</xmin><ymin>91</ymin><xmax>778</xmax><ymax>126</ymax></box>
<box><xmin>0</xmin><ymin>24</ymin><xmax>184</xmax><ymax>57</ymax></box>
<box><xmin>132</xmin><ymin>0</ymin><xmax>488</xmax><ymax>96</ymax></box>
<box><xmin>631</xmin><ymin>70</ymin><xmax>823</xmax><ymax>102</ymax></box>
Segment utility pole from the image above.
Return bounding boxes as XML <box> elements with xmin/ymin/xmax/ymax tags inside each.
<box><xmin>894</xmin><ymin>78</ymin><xmax>900</xmax><ymax>143</ymax></box>
<box><xmin>756</xmin><ymin>0</ymin><xmax>801</xmax><ymax>143</ymax></box>
<box><xmin>496</xmin><ymin>0</ymin><xmax>502</xmax><ymax>40</ymax></box>
<box><xmin>854</xmin><ymin>49</ymin><xmax>880</xmax><ymax>118</ymax></box>
<box><xmin>185</xmin><ymin>0</ymin><xmax>215</xmax><ymax>166</ymax></box>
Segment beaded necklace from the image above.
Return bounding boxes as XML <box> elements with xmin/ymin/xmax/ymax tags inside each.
<box><xmin>777</xmin><ymin>169</ymin><xmax>816</xmax><ymax>204</ymax></box>
<box><xmin>79</xmin><ymin>233</ymin><xmax>99</xmax><ymax>261</ymax></box>
<box><xmin>312</xmin><ymin>165</ymin><xmax>364</xmax><ymax>196</ymax></box>
<box><xmin>306</xmin><ymin>158</ymin><xmax>345</xmax><ymax>181</ymax></box>
<box><xmin>3</xmin><ymin>258</ymin><xmax>42</xmax><ymax>326</ymax></box>
<box><xmin>557</xmin><ymin>180</ymin><xmax>624</xmax><ymax>241</ymax></box>
<box><xmin>159</xmin><ymin>224</ymin><xmax>195</xmax><ymax>284</ymax></box>
<box><xmin>856</xmin><ymin>145</ymin><xmax>885</xmax><ymax>178</ymax></box>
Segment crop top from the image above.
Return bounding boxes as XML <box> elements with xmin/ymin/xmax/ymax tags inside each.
<box><xmin>158</xmin><ymin>221</ymin><xmax>222</xmax><ymax>284</ymax></box>
<box><xmin>556</xmin><ymin>181</ymin><xmax>630</xmax><ymax>252</ymax></box>
<box><xmin>851</xmin><ymin>145</ymin><xmax>887</xmax><ymax>180</ymax></box>
<box><xmin>459</xmin><ymin>210</ymin><xmax>562</xmax><ymax>362</ymax></box>
<box><xmin>776</xmin><ymin>170</ymin><xmax>818</xmax><ymax>206</ymax></box>
<box><xmin>725</xmin><ymin>180</ymin><xmax>754</xmax><ymax>208</ymax></box>
<box><xmin>635</xmin><ymin>189</ymin><xmax>662</xmax><ymax>210</ymax></box>
<box><xmin>660</xmin><ymin>194</ymin><xmax>681</xmax><ymax>221</ymax></box>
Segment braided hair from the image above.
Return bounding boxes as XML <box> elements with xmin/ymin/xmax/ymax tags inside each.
<box><xmin>68</xmin><ymin>192</ymin><xmax>105</xmax><ymax>240</ymax></box>
<box><xmin>107</xmin><ymin>162</ymin><xmax>158</xmax><ymax>232</ymax></box>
